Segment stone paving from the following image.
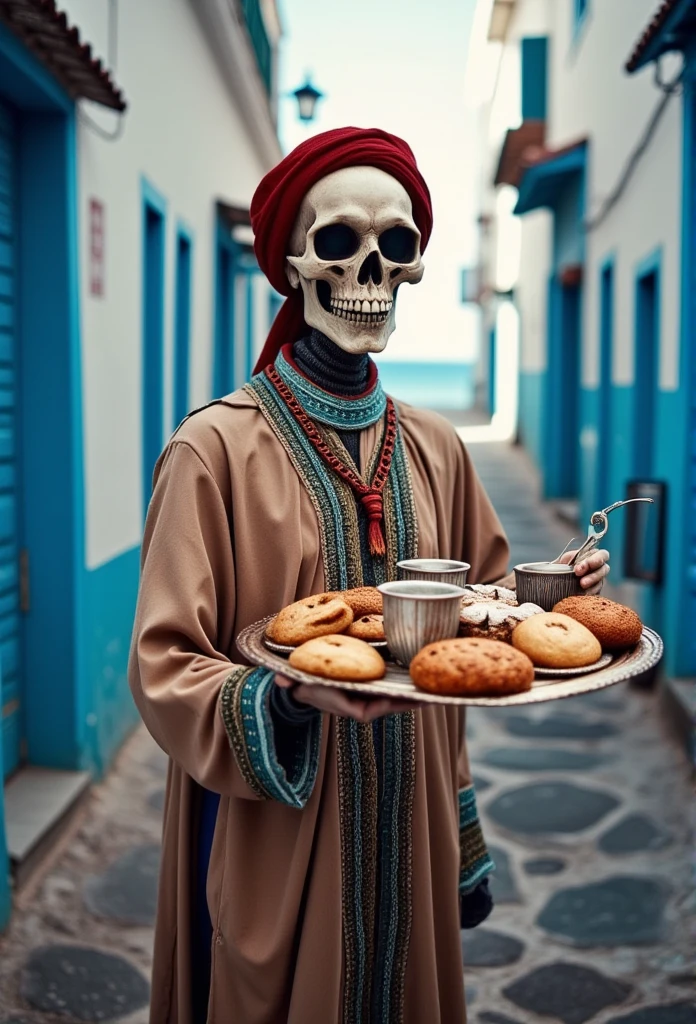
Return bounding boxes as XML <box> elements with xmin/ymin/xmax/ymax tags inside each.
<box><xmin>463</xmin><ymin>440</ymin><xmax>696</xmax><ymax>1023</ymax></box>
<box><xmin>0</xmin><ymin>437</ymin><xmax>692</xmax><ymax>1023</ymax></box>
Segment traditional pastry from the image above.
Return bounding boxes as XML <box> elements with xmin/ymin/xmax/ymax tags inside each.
<box><xmin>512</xmin><ymin>612</ymin><xmax>602</xmax><ymax>668</ymax></box>
<box><xmin>267</xmin><ymin>594</ymin><xmax>353</xmax><ymax>646</ymax></box>
<box><xmin>552</xmin><ymin>595</ymin><xmax>642</xmax><ymax>650</ymax></box>
<box><xmin>459</xmin><ymin>600</ymin><xmax>544</xmax><ymax>643</ymax></box>
<box><xmin>346</xmin><ymin>613</ymin><xmax>386</xmax><ymax>642</ymax></box>
<box><xmin>460</xmin><ymin>584</ymin><xmax>518</xmax><ymax>608</ymax></box>
<box><xmin>410</xmin><ymin>637</ymin><xmax>534</xmax><ymax>697</ymax></box>
<box><xmin>323</xmin><ymin>586</ymin><xmax>383</xmax><ymax>617</ymax></box>
<box><xmin>289</xmin><ymin>634</ymin><xmax>386</xmax><ymax>681</ymax></box>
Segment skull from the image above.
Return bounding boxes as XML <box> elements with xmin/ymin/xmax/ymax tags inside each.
<box><xmin>285</xmin><ymin>166</ymin><xmax>425</xmax><ymax>354</ymax></box>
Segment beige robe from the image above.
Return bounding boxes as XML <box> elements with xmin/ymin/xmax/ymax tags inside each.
<box><xmin>129</xmin><ymin>389</ymin><xmax>509</xmax><ymax>1024</ymax></box>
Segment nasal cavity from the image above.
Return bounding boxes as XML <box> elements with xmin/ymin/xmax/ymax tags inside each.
<box><xmin>358</xmin><ymin>250</ymin><xmax>383</xmax><ymax>286</ymax></box>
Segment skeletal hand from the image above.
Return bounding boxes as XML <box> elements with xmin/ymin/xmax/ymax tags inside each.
<box><xmin>559</xmin><ymin>548</ymin><xmax>610</xmax><ymax>595</ymax></box>
<box><xmin>275</xmin><ymin>674</ymin><xmax>419</xmax><ymax>723</ymax></box>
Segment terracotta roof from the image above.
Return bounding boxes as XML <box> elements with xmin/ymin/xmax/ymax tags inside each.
<box><xmin>520</xmin><ymin>136</ymin><xmax>588</xmax><ymax>171</ymax></box>
<box><xmin>625</xmin><ymin>0</ymin><xmax>692</xmax><ymax>72</ymax></box>
<box><xmin>0</xmin><ymin>0</ymin><xmax>126</xmax><ymax>110</ymax></box>
<box><xmin>494</xmin><ymin>121</ymin><xmax>546</xmax><ymax>188</ymax></box>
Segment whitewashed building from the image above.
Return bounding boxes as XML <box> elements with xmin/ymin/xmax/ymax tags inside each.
<box><xmin>0</xmin><ymin>0</ymin><xmax>281</xmax><ymax>924</ymax></box>
<box><xmin>468</xmin><ymin>0</ymin><xmax>696</xmax><ymax>701</ymax></box>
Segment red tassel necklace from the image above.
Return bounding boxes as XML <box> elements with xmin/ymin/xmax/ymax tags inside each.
<box><xmin>265</xmin><ymin>366</ymin><xmax>397</xmax><ymax>557</ymax></box>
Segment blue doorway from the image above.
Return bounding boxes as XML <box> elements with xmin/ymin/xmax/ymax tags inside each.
<box><xmin>0</xmin><ymin>98</ymin><xmax>22</xmax><ymax>779</ymax></box>
<box><xmin>173</xmin><ymin>226</ymin><xmax>193</xmax><ymax>427</ymax></box>
<box><xmin>633</xmin><ymin>256</ymin><xmax>660</xmax><ymax>479</ymax></box>
<box><xmin>597</xmin><ymin>259</ymin><xmax>614</xmax><ymax>507</ymax></box>
<box><xmin>141</xmin><ymin>181</ymin><xmax>166</xmax><ymax>518</ymax></box>
<box><xmin>545</xmin><ymin>273</ymin><xmax>582</xmax><ymax>498</ymax></box>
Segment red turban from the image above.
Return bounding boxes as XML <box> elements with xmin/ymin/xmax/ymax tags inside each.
<box><xmin>250</xmin><ymin>127</ymin><xmax>433</xmax><ymax>374</ymax></box>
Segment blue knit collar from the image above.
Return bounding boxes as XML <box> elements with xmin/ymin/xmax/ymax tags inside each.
<box><xmin>274</xmin><ymin>346</ymin><xmax>387</xmax><ymax>430</ymax></box>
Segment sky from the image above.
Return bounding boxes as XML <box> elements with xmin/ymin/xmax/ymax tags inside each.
<box><xmin>276</xmin><ymin>0</ymin><xmax>482</xmax><ymax>363</ymax></box>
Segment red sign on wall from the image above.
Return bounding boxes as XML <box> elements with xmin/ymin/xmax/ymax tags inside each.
<box><xmin>89</xmin><ymin>199</ymin><xmax>105</xmax><ymax>297</ymax></box>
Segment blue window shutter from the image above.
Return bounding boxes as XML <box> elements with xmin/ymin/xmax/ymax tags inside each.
<box><xmin>521</xmin><ymin>37</ymin><xmax>548</xmax><ymax>121</ymax></box>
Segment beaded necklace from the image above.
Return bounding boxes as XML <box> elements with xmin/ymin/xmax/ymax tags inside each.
<box><xmin>265</xmin><ymin>364</ymin><xmax>397</xmax><ymax>557</ymax></box>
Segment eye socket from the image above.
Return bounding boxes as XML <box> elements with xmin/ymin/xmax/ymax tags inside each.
<box><xmin>378</xmin><ymin>226</ymin><xmax>418</xmax><ymax>264</ymax></box>
<box><xmin>314</xmin><ymin>224</ymin><xmax>360</xmax><ymax>261</ymax></box>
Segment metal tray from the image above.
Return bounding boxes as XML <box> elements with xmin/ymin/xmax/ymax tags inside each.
<box><xmin>237</xmin><ymin>617</ymin><xmax>663</xmax><ymax>708</ymax></box>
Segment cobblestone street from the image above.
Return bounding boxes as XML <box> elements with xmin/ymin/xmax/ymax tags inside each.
<box><xmin>0</xmin><ymin>438</ymin><xmax>693</xmax><ymax>1023</ymax></box>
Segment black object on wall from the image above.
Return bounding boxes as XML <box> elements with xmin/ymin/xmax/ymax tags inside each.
<box><xmin>623</xmin><ymin>480</ymin><xmax>666</xmax><ymax>584</ymax></box>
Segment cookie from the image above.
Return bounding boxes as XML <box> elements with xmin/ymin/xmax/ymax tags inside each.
<box><xmin>461</xmin><ymin>584</ymin><xmax>518</xmax><ymax>608</ymax></box>
<box><xmin>410</xmin><ymin>637</ymin><xmax>534</xmax><ymax>696</ymax></box>
<box><xmin>323</xmin><ymin>586</ymin><xmax>383</xmax><ymax>617</ymax></box>
<box><xmin>267</xmin><ymin>594</ymin><xmax>353</xmax><ymax>646</ymax></box>
<box><xmin>346</xmin><ymin>614</ymin><xmax>386</xmax><ymax>642</ymax></box>
<box><xmin>459</xmin><ymin>600</ymin><xmax>544</xmax><ymax>643</ymax></box>
<box><xmin>512</xmin><ymin>612</ymin><xmax>602</xmax><ymax>668</ymax></box>
<box><xmin>552</xmin><ymin>596</ymin><xmax>642</xmax><ymax>650</ymax></box>
<box><xmin>289</xmin><ymin>634</ymin><xmax>386</xmax><ymax>682</ymax></box>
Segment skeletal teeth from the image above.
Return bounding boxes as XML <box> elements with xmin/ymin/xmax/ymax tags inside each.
<box><xmin>362</xmin><ymin>300</ymin><xmax>370</xmax><ymax>313</ymax></box>
<box><xmin>371</xmin><ymin>300</ymin><xmax>379</xmax><ymax>313</ymax></box>
<box><xmin>380</xmin><ymin>301</ymin><xmax>386</xmax><ymax>312</ymax></box>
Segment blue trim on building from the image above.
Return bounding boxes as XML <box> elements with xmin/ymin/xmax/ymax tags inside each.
<box><xmin>521</xmin><ymin>37</ymin><xmax>548</xmax><ymax>121</ymax></box>
<box><xmin>487</xmin><ymin>325</ymin><xmax>497</xmax><ymax>416</ymax></box>
<box><xmin>543</xmin><ymin>273</ymin><xmax>582</xmax><ymax>498</ymax></box>
<box><xmin>515</xmin><ymin>143</ymin><xmax>586</xmax><ymax>215</ymax></box>
<box><xmin>597</xmin><ymin>255</ymin><xmax>615</xmax><ymax>509</ymax></box>
<box><xmin>141</xmin><ymin>178</ymin><xmax>167</xmax><ymax>520</ymax></box>
<box><xmin>244</xmin><ymin>271</ymin><xmax>254</xmax><ymax>385</ymax></box>
<box><xmin>82</xmin><ymin>546</ymin><xmax>141</xmax><ymax>775</ymax></box>
<box><xmin>0</xmin><ymin>22</ymin><xmax>72</xmax><ymax>112</ymax></box>
<box><xmin>17</xmin><ymin>103</ymin><xmax>86</xmax><ymax>773</ymax></box>
<box><xmin>675</xmin><ymin>59</ymin><xmax>696</xmax><ymax>676</ymax></box>
<box><xmin>213</xmin><ymin>218</ymin><xmax>238</xmax><ymax>397</ymax></box>
<box><xmin>632</xmin><ymin>248</ymin><xmax>661</xmax><ymax>479</ymax></box>
<box><xmin>173</xmin><ymin>222</ymin><xmax>193</xmax><ymax>427</ymax></box>
<box><xmin>517</xmin><ymin>370</ymin><xmax>544</xmax><ymax>467</ymax></box>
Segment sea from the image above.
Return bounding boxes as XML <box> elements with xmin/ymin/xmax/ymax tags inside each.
<box><xmin>374</xmin><ymin>360</ymin><xmax>475</xmax><ymax>411</ymax></box>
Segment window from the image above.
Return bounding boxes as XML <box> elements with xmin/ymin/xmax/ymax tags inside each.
<box><xmin>521</xmin><ymin>37</ymin><xmax>548</xmax><ymax>121</ymax></box>
<box><xmin>173</xmin><ymin>228</ymin><xmax>192</xmax><ymax>426</ymax></box>
<box><xmin>141</xmin><ymin>180</ymin><xmax>166</xmax><ymax>519</ymax></box>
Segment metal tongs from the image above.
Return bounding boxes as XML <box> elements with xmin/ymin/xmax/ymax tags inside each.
<box><xmin>560</xmin><ymin>498</ymin><xmax>654</xmax><ymax>567</ymax></box>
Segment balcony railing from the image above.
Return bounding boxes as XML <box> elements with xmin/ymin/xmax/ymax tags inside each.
<box><xmin>239</xmin><ymin>0</ymin><xmax>272</xmax><ymax>94</ymax></box>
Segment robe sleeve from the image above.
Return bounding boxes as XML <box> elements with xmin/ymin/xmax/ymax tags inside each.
<box><xmin>128</xmin><ymin>439</ymin><xmax>322</xmax><ymax>807</ymax></box>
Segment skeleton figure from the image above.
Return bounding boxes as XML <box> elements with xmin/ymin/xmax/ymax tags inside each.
<box><xmin>285</xmin><ymin>166</ymin><xmax>425</xmax><ymax>355</ymax></box>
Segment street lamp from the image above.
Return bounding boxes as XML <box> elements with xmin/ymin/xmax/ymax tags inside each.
<box><xmin>292</xmin><ymin>76</ymin><xmax>324</xmax><ymax>123</ymax></box>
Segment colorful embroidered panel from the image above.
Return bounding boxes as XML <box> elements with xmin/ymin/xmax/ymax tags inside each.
<box><xmin>458</xmin><ymin>784</ymin><xmax>495</xmax><ymax>894</ymax></box>
<box><xmin>220</xmin><ymin>666</ymin><xmax>321</xmax><ymax>808</ymax></box>
<box><xmin>246</xmin><ymin>362</ymin><xmax>418</xmax><ymax>1024</ymax></box>
<box><xmin>275</xmin><ymin>346</ymin><xmax>387</xmax><ymax>430</ymax></box>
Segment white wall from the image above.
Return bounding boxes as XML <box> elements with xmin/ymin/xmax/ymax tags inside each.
<box><xmin>60</xmin><ymin>0</ymin><xmax>276</xmax><ymax>568</ymax></box>
<box><xmin>480</xmin><ymin>0</ymin><xmax>682</xmax><ymax>390</ymax></box>
<box><xmin>545</xmin><ymin>0</ymin><xmax>682</xmax><ymax>391</ymax></box>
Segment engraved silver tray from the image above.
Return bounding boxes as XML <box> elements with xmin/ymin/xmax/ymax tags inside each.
<box><xmin>237</xmin><ymin>617</ymin><xmax>663</xmax><ymax>708</ymax></box>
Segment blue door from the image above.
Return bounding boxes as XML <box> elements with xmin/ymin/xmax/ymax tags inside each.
<box><xmin>545</xmin><ymin>275</ymin><xmax>581</xmax><ymax>498</ymax></box>
<box><xmin>0</xmin><ymin>99</ymin><xmax>22</xmax><ymax>779</ymax></box>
